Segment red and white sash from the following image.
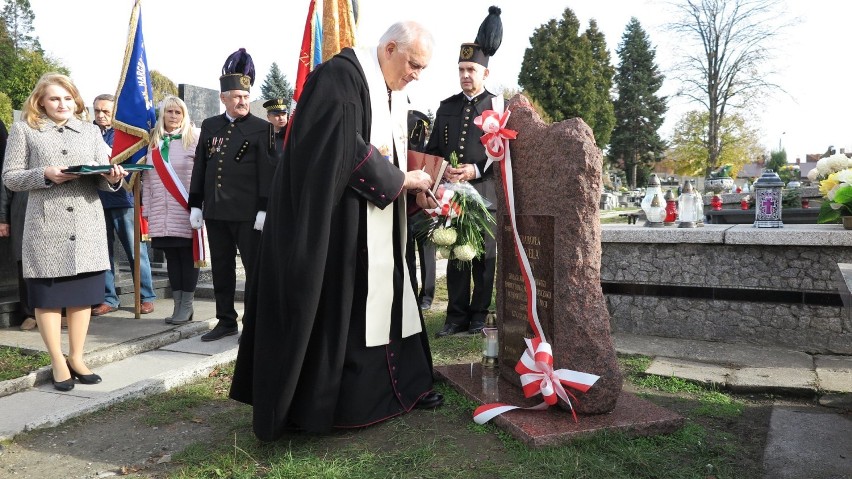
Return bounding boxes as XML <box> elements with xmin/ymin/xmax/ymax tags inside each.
<box><xmin>151</xmin><ymin>144</ymin><xmax>207</xmax><ymax>267</ymax></box>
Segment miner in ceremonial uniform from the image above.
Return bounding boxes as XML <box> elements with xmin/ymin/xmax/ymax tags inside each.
<box><xmin>263</xmin><ymin>98</ymin><xmax>288</xmax><ymax>164</ymax></box>
<box><xmin>188</xmin><ymin>48</ymin><xmax>274</xmax><ymax>342</ymax></box>
<box><xmin>426</xmin><ymin>6</ymin><xmax>502</xmax><ymax>337</ymax></box>
<box><xmin>230</xmin><ymin>21</ymin><xmax>443</xmax><ymax>440</ymax></box>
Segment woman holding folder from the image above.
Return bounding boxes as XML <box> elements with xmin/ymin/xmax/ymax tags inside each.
<box><xmin>2</xmin><ymin>73</ymin><xmax>126</xmax><ymax>391</ymax></box>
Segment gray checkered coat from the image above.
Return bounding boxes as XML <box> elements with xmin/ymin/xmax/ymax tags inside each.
<box><xmin>2</xmin><ymin>117</ymin><xmax>120</xmax><ymax>279</ymax></box>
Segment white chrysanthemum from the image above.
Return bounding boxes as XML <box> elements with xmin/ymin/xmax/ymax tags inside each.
<box><xmin>828</xmin><ymin>154</ymin><xmax>851</xmax><ymax>173</ymax></box>
<box><xmin>816</xmin><ymin>158</ymin><xmax>832</xmax><ymax>176</ymax></box>
<box><xmin>436</xmin><ymin>246</ymin><xmax>452</xmax><ymax>260</ymax></box>
<box><xmin>453</xmin><ymin>244</ymin><xmax>477</xmax><ymax>261</ymax></box>
<box><xmin>432</xmin><ymin>227</ymin><xmax>458</xmax><ymax>246</ymax></box>
<box><xmin>835</xmin><ymin>168</ymin><xmax>852</xmax><ymax>185</ymax></box>
<box><xmin>807</xmin><ymin>168</ymin><xmax>819</xmax><ymax>181</ymax></box>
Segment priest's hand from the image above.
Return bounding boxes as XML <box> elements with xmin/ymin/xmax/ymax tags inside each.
<box><xmin>404</xmin><ymin>169</ymin><xmax>432</xmax><ymax>193</ymax></box>
<box><xmin>254</xmin><ymin>211</ymin><xmax>266</xmax><ymax>232</ymax></box>
<box><xmin>189</xmin><ymin>207</ymin><xmax>203</xmax><ymax>230</ymax></box>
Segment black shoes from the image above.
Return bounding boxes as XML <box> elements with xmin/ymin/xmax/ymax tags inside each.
<box><xmin>416</xmin><ymin>391</ymin><xmax>444</xmax><ymax>409</ymax></box>
<box><xmin>468</xmin><ymin>321</ymin><xmax>485</xmax><ymax>335</ymax></box>
<box><xmin>51</xmin><ymin>377</ymin><xmax>75</xmax><ymax>392</ymax></box>
<box><xmin>66</xmin><ymin>360</ymin><xmax>102</xmax><ymax>384</ymax></box>
<box><xmin>435</xmin><ymin>323</ymin><xmax>466</xmax><ymax>338</ymax></box>
<box><xmin>201</xmin><ymin>324</ymin><xmax>239</xmax><ymax>342</ymax></box>
<box><xmin>419</xmin><ymin>298</ymin><xmax>433</xmax><ymax>310</ymax></box>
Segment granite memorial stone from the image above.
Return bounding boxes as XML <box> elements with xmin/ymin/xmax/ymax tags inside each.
<box><xmin>495</xmin><ymin>94</ymin><xmax>623</xmax><ymax>414</ymax></box>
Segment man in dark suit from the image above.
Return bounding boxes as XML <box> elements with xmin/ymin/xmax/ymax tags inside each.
<box><xmin>406</xmin><ymin>110</ymin><xmax>436</xmax><ymax>310</ymax></box>
<box><xmin>188</xmin><ymin>48</ymin><xmax>275</xmax><ymax>341</ymax></box>
<box><xmin>263</xmin><ymin>98</ymin><xmax>288</xmax><ymax>164</ymax></box>
<box><xmin>425</xmin><ymin>7</ymin><xmax>502</xmax><ymax>337</ymax></box>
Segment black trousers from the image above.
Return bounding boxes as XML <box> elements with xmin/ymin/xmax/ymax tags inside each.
<box><xmin>445</xmin><ymin>230</ymin><xmax>496</xmax><ymax>327</ymax></box>
<box><xmin>205</xmin><ymin>219</ymin><xmax>260</xmax><ymax>328</ymax></box>
<box><xmin>159</xmin><ymin>245</ymin><xmax>200</xmax><ymax>292</ymax></box>
<box><xmin>405</xmin><ymin>215</ymin><xmax>435</xmax><ymax>306</ymax></box>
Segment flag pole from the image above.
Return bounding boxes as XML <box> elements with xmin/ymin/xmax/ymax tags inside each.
<box><xmin>133</xmin><ymin>177</ymin><xmax>141</xmax><ymax>318</ymax></box>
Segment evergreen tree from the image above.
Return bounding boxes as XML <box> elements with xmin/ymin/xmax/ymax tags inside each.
<box><xmin>585</xmin><ymin>20</ymin><xmax>615</xmax><ymax>147</ymax></box>
<box><xmin>260</xmin><ymin>62</ymin><xmax>293</xmax><ymax>105</ymax></box>
<box><xmin>518</xmin><ymin>8</ymin><xmax>614</xmax><ymax>147</ymax></box>
<box><xmin>1</xmin><ymin>0</ymin><xmax>40</xmax><ymax>52</ymax></box>
<box><xmin>608</xmin><ymin>18</ymin><xmax>667</xmax><ymax>188</ymax></box>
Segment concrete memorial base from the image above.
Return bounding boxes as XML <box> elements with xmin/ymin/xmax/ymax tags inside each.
<box><xmin>435</xmin><ymin>363</ymin><xmax>684</xmax><ymax>447</ymax></box>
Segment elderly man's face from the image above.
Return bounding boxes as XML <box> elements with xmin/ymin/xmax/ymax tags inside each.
<box><xmin>220</xmin><ymin>90</ymin><xmax>250</xmax><ymax>118</ymax></box>
<box><xmin>93</xmin><ymin>99</ymin><xmax>114</xmax><ymax>130</ymax></box>
<box><xmin>458</xmin><ymin>61</ymin><xmax>488</xmax><ymax>96</ymax></box>
<box><xmin>382</xmin><ymin>39</ymin><xmax>431</xmax><ymax>91</ymax></box>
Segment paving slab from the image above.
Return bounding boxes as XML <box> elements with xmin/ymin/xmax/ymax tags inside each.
<box><xmin>815</xmin><ymin>355</ymin><xmax>852</xmax><ymax>393</ymax></box>
<box><xmin>728</xmin><ymin>367</ymin><xmax>817</xmax><ymax>395</ymax></box>
<box><xmin>614</xmin><ymin>333</ymin><xmax>814</xmax><ymax>369</ymax></box>
<box><xmin>644</xmin><ymin>357</ymin><xmax>731</xmax><ymax>386</ymax></box>
<box><xmin>762</xmin><ymin>406</ymin><xmax>852</xmax><ymax>479</ymax></box>
<box><xmin>435</xmin><ymin>363</ymin><xmax>684</xmax><ymax>447</ymax></box>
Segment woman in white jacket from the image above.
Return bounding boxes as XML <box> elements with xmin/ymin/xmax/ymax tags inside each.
<box><xmin>142</xmin><ymin>96</ymin><xmax>201</xmax><ymax>324</ymax></box>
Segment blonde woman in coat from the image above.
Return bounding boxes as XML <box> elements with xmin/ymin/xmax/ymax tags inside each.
<box><xmin>2</xmin><ymin>73</ymin><xmax>126</xmax><ymax>391</ymax></box>
<box><xmin>142</xmin><ymin>96</ymin><xmax>201</xmax><ymax>324</ymax></box>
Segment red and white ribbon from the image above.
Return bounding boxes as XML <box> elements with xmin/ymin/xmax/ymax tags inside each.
<box><xmin>471</xmin><ymin>96</ymin><xmax>599</xmax><ymax>425</ymax></box>
<box><xmin>151</xmin><ymin>145</ymin><xmax>208</xmax><ymax>267</ymax></box>
<box><xmin>473</xmin><ymin>107</ymin><xmax>517</xmax><ymax>171</ymax></box>
<box><xmin>424</xmin><ymin>186</ymin><xmax>461</xmax><ymax>226</ymax></box>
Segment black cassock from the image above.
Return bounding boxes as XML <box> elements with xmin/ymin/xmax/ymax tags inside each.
<box><xmin>230</xmin><ymin>48</ymin><xmax>435</xmax><ymax>440</ymax></box>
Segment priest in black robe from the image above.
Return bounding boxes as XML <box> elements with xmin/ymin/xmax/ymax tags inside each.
<box><xmin>230</xmin><ymin>21</ymin><xmax>443</xmax><ymax>440</ymax></box>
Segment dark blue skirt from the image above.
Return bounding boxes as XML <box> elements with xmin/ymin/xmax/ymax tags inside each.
<box><xmin>26</xmin><ymin>271</ymin><xmax>105</xmax><ymax>309</ymax></box>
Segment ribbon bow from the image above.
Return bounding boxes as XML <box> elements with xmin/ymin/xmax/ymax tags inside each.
<box><xmin>424</xmin><ymin>186</ymin><xmax>461</xmax><ymax>226</ymax></box>
<box><xmin>473</xmin><ymin>337</ymin><xmax>600</xmax><ymax>425</ymax></box>
<box><xmin>474</xmin><ymin>109</ymin><xmax>517</xmax><ymax>169</ymax></box>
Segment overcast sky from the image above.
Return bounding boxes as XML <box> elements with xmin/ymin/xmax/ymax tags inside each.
<box><xmin>27</xmin><ymin>0</ymin><xmax>852</xmax><ymax>161</ymax></box>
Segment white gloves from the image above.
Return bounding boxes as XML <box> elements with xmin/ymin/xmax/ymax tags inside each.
<box><xmin>254</xmin><ymin>211</ymin><xmax>266</xmax><ymax>232</ymax></box>
<box><xmin>189</xmin><ymin>207</ymin><xmax>203</xmax><ymax>230</ymax></box>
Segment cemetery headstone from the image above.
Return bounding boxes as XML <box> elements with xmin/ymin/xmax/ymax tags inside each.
<box><xmin>496</xmin><ymin>94</ymin><xmax>622</xmax><ymax>414</ymax></box>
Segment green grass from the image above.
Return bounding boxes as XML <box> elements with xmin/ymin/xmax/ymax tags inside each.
<box><xmin>0</xmin><ymin>345</ymin><xmax>50</xmax><ymax>381</ymax></box>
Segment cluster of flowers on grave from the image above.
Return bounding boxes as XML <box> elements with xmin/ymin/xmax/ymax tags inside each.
<box><xmin>808</xmin><ymin>153</ymin><xmax>852</xmax><ymax>223</ymax></box>
<box><xmin>417</xmin><ymin>152</ymin><xmax>495</xmax><ymax>262</ymax></box>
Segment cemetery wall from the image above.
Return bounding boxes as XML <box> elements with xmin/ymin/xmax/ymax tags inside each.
<box><xmin>601</xmin><ymin>224</ymin><xmax>852</xmax><ymax>354</ymax></box>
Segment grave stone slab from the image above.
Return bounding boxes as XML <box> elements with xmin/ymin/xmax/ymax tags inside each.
<box><xmin>179</xmin><ymin>84</ymin><xmax>219</xmax><ymax>123</ymax></box>
<box><xmin>494</xmin><ymin>94</ymin><xmax>623</xmax><ymax>414</ymax></box>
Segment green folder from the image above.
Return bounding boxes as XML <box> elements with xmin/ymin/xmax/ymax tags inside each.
<box><xmin>62</xmin><ymin>164</ymin><xmax>153</xmax><ymax>175</ymax></box>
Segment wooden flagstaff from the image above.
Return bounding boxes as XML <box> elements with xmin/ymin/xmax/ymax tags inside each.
<box><xmin>133</xmin><ymin>176</ymin><xmax>142</xmax><ymax>318</ymax></box>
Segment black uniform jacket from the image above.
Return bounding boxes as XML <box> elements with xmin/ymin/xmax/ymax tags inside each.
<box><xmin>230</xmin><ymin>48</ymin><xmax>434</xmax><ymax>439</ymax></box>
<box><xmin>188</xmin><ymin>113</ymin><xmax>274</xmax><ymax>221</ymax></box>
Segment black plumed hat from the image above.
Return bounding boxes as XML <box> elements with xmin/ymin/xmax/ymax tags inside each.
<box><xmin>219</xmin><ymin>48</ymin><xmax>255</xmax><ymax>92</ymax></box>
<box><xmin>459</xmin><ymin>6</ymin><xmax>502</xmax><ymax>67</ymax></box>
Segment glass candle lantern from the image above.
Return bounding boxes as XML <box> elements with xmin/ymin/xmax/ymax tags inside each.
<box><xmin>641</xmin><ymin>174</ymin><xmax>666</xmax><ymax>227</ymax></box>
<box><xmin>753</xmin><ymin>170</ymin><xmax>784</xmax><ymax>228</ymax></box>
<box><xmin>664</xmin><ymin>189</ymin><xmax>678</xmax><ymax>225</ymax></box>
<box><xmin>481</xmin><ymin>327</ymin><xmax>499</xmax><ymax>368</ymax></box>
<box><xmin>677</xmin><ymin>181</ymin><xmax>700</xmax><ymax>228</ymax></box>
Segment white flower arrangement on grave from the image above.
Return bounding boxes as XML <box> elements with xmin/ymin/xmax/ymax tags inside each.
<box><xmin>807</xmin><ymin>153</ymin><xmax>852</xmax><ymax>182</ymax></box>
<box><xmin>816</xmin><ymin>158</ymin><xmax>852</xmax><ymax>223</ymax></box>
<box><xmin>415</xmin><ymin>152</ymin><xmax>495</xmax><ymax>263</ymax></box>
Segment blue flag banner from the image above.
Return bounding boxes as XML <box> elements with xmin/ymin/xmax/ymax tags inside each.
<box><xmin>111</xmin><ymin>0</ymin><xmax>156</xmax><ymax>167</ymax></box>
